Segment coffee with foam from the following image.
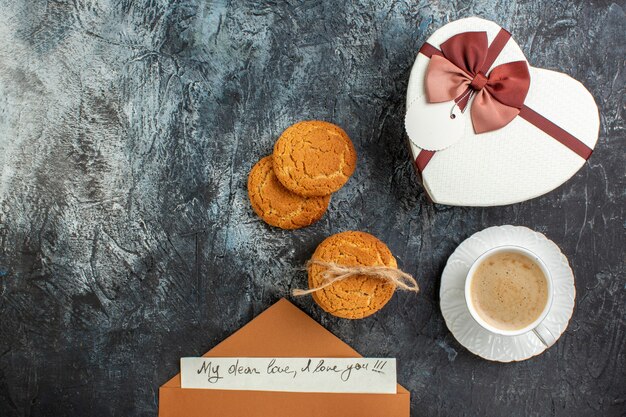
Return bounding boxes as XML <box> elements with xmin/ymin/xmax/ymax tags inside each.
<box><xmin>470</xmin><ymin>251</ymin><xmax>549</xmax><ymax>331</ymax></box>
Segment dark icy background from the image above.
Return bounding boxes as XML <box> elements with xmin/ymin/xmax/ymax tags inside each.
<box><xmin>0</xmin><ymin>1</ymin><xmax>624</xmax><ymax>416</ymax></box>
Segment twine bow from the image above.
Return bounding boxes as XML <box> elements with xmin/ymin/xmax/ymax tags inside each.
<box><xmin>425</xmin><ymin>31</ymin><xmax>531</xmax><ymax>133</ymax></box>
<box><xmin>291</xmin><ymin>260</ymin><xmax>419</xmax><ymax>297</ymax></box>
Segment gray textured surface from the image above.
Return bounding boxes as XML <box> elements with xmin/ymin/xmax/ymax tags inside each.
<box><xmin>0</xmin><ymin>1</ymin><xmax>625</xmax><ymax>416</ymax></box>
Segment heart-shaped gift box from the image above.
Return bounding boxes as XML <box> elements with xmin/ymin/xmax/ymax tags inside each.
<box><xmin>405</xmin><ymin>17</ymin><xmax>599</xmax><ymax>206</ymax></box>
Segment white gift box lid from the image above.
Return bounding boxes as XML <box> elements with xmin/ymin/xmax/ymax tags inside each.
<box><xmin>405</xmin><ymin>17</ymin><xmax>599</xmax><ymax>207</ymax></box>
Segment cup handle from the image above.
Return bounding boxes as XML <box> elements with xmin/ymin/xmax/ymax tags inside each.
<box><xmin>533</xmin><ymin>322</ymin><xmax>557</xmax><ymax>348</ymax></box>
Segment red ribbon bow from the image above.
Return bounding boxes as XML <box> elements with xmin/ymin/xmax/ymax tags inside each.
<box><xmin>425</xmin><ymin>31</ymin><xmax>531</xmax><ymax>134</ymax></box>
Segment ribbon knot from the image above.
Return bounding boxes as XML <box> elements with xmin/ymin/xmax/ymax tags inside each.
<box><xmin>470</xmin><ymin>72</ymin><xmax>488</xmax><ymax>90</ymax></box>
<box><xmin>291</xmin><ymin>260</ymin><xmax>419</xmax><ymax>297</ymax></box>
<box><xmin>424</xmin><ymin>31</ymin><xmax>531</xmax><ymax>133</ymax></box>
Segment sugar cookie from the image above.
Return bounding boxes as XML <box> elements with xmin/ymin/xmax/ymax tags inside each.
<box><xmin>308</xmin><ymin>231</ymin><xmax>396</xmax><ymax>319</ymax></box>
<box><xmin>248</xmin><ymin>156</ymin><xmax>330</xmax><ymax>229</ymax></box>
<box><xmin>273</xmin><ymin>121</ymin><xmax>356</xmax><ymax>197</ymax></box>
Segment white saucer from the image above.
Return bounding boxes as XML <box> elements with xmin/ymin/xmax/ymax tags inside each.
<box><xmin>440</xmin><ymin>225</ymin><xmax>575</xmax><ymax>362</ymax></box>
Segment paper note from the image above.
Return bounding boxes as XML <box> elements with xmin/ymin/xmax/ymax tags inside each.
<box><xmin>180</xmin><ymin>357</ymin><xmax>397</xmax><ymax>394</ymax></box>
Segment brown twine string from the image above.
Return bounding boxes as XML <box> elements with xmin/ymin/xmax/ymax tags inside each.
<box><xmin>291</xmin><ymin>259</ymin><xmax>419</xmax><ymax>297</ymax></box>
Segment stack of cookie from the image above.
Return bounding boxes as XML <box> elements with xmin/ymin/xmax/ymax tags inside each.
<box><xmin>248</xmin><ymin>121</ymin><xmax>357</xmax><ymax>229</ymax></box>
<box><xmin>308</xmin><ymin>231</ymin><xmax>398</xmax><ymax>319</ymax></box>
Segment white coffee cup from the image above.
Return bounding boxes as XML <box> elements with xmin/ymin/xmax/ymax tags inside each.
<box><xmin>464</xmin><ymin>245</ymin><xmax>557</xmax><ymax>347</ymax></box>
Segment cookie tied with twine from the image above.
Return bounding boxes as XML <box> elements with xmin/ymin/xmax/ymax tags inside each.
<box><xmin>293</xmin><ymin>231</ymin><xmax>419</xmax><ymax>319</ymax></box>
